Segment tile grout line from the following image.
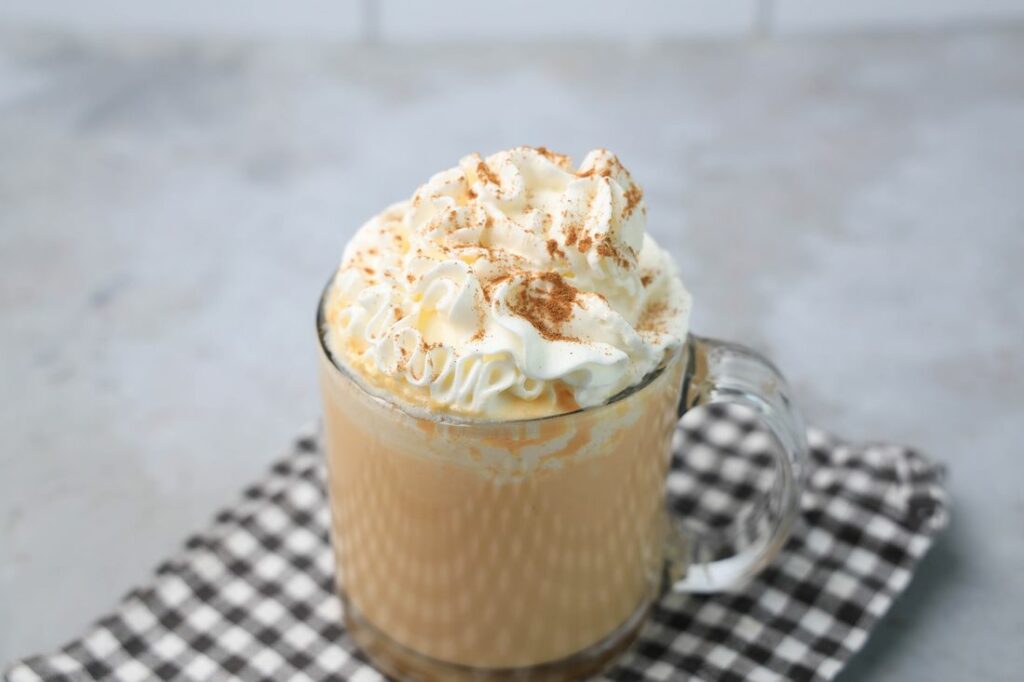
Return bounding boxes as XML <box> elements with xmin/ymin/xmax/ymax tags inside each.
<box><xmin>360</xmin><ymin>0</ymin><xmax>380</xmax><ymax>45</ymax></box>
<box><xmin>755</xmin><ymin>0</ymin><xmax>776</xmax><ymax>38</ymax></box>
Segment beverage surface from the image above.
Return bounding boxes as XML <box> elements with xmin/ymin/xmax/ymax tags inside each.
<box><xmin>322</xmin><ymin>146</ymin><xmax>691</xmax><ymax>419</ymax></box>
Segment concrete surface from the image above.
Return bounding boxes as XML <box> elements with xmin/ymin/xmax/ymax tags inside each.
<box><xmin>1</xmin><ymin>27</ymin><xmax>1022</xmax><ymax>680</ymax></box>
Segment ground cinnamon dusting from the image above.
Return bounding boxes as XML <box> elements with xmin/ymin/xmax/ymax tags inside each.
<box><xmin>637</xmin><ymin>302</ymin><xmax>673</xmax><ymax>333</ymax></box>
<box><xmin>546</xmin><ymin>239</ymin><xmax>565</xmax><ymax>259</ymax></box>
<box><xmin>623</xmin><ymin>184</ymin><xmax>643</xmax><ymax>216</ymax></box>
<box><xmin>575</xmin><ymin>152</ymin><xmax>622</xmax><ymax>179</ymax></box>
<box><xmin>508</xmin><ymin>272</ymin><xmax>581</xmax><ymax>341</ymax></box>
<box><xmin>563</xmin><ymin>217</ymin><xmax>580</xmax><ymax>247</ymax></box>
<box><xmin>576</xmin><ymin>166</ymin><xmax>611</xmax><ymax>179</ymax></box>
<box><xmin>529</xmin><ymin>146</ymin><xmax>572</xmax><ymax>168</ymax></box>
<box><xmin>481</xmin><ymin>272</ymin><xmax>511</xmax><ymax>302</ymax></box>
<box><xmin>477</xmin><ymin>161</ymin><xmax>500</xmax><ymax>186</ymax></box>
<box><xmin>577</xmin><ymin>235</ymin><xmax>593</xmax><ymax>253</ymax></box>
<box><xmin>641</xmin><ymin>274</ymin><xmax>653</xmax><ymax>287</ymax></box>
<box><xmin>596</xmin><ymin>238</ymin><xmax>631</xmax><ymax>269</ymax></box>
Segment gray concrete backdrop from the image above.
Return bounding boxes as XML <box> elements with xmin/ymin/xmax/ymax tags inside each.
<box><xmin>1</xmin><ymin>27</ymin><xmax>1022</xmax><ymax>680</ymax></box>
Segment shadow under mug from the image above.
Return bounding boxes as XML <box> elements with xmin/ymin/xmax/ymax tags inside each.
<box><xmin>317</xmin><ymin>297</ymin><xmax>807</xmax><ymax>681</ymax></box>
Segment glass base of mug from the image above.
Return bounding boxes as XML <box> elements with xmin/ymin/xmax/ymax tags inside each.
<box><xmin>341</xmin><ymin>593</ymin><xmax>649</xmax><ymax>681</ymax></box>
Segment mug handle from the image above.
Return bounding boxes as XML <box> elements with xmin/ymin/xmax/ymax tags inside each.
<box><xmin>667</xmin><ymin>335</ymin><xmax>808</xmax><ymax>593</ymax></box>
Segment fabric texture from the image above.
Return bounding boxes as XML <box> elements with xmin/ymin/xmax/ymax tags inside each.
<box><xmin>5</xmin><ymin>404</ymin><xmax>948</xmax><ymax>682</ymax></box>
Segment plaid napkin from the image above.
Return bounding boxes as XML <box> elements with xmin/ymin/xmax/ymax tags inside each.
<box><xmin>5</xmin><ymin>404</ymin><xmax>948</xmax><ymax>682</ymax></box>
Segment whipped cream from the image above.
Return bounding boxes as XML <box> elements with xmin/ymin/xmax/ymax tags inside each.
<box><xmin>322</xmin><ymin>146</ymin><xmax>691</xmax><ymax>419</ymax></box>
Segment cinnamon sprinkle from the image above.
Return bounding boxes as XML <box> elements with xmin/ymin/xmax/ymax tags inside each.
<box><xmin>419</xmin><ymin>339</ymin><xmax>441</xmax><ymax>355</ymax></box>
<box><xmin>480</xmin><ymin>272</ymin><xmax>511</xmax><ymax>302</ymax></box>
<box><xmin>623</xmin><ymin>184</ymin><xmax>643</xmax><ymax>216</ymax></box>
<box><xmin>507</xmin><ymin>272</ymin><xmax>580</xmax><ymax>342</ymax></box>
<box><xmin>637</xmin><ymin>302</ymin><xmax>674</xmax><ymax>334</ymax></box>
<box><xmin>596</xmin><ymin>237</ymin><xmax>631</xmax><ymax>269</ymax></box>
<box><xmin>576</xmin><ymin>166</ymin><xmax>609</xmax><ymax>179</ymax></box>
<box><xmin>563</xmin><ymin>217</ymin><xmax>581</xmax><ymax>247</ymax></box>
<box><xmin>641</xmin><ymin>273</ymin><xmax>653</xmax><ymax>287</ymax></box>
<box><xmin>529</xmin><ymin>146</ymin><xmax>572</xmax><ymax>168</ymax></box>
<box><xmin>575</xmin><ymin>152</ymin><xmax>622</xmax><ymax>179</ymax></box>
<box><xmin>546</xmin><ymin>239</ymin><xmax>565</xmax><ymax>259</ymax></box>
<box><xmin>477</xmin><ymin>161</ymin><xmax>500</xmax><ymax>186</ymax></box>
<box><xmin>577</xmin><ymin>235</ymin><xmax>593</xmax><ymax>253</ymax></box>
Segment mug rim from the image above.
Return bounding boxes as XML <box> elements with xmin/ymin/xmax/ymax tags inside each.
<box><xmin>316</xmin><ymin>276</ymin><xmax>689</xmax><ymax>428</ymax></box>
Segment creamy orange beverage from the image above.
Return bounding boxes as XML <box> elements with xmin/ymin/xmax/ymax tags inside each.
<box><xmin>318</xmin><ymin>147</ymin><xmax>694</xmax><ymax>678</ymax></box>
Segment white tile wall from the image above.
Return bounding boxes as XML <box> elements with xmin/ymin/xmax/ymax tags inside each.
<box><xmin>773</xmin><ymin>0</ymin><xmax>1024</xmax><ymax>34</ymax></box>
<box><xmin>0</xmin><ymin>0</ymin><xmax>1021</xmax><ymax>40</ymax></box>
<box><xmin>376</xmin><ymin>1</ymin><xmax>759</xmax><ymax>41</ymax></box>
<box><xmin>0</xmin><ymin>1</ymin><xmax>362</xmax><ymax>39</ymax></box>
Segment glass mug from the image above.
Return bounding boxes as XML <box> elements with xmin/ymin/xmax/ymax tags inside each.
<box><xmin>317</xmin><ymin>287</ymin><xmax>807</xmax><ymax>681</ymax></box>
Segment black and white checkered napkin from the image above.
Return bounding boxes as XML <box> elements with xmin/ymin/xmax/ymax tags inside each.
<box><xmin>5</xmin><ymin>405</ymin><xmax>948</xmax><ymax>682</ymax></box>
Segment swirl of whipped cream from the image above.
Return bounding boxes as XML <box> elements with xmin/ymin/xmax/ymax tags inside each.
<box><xmin>322</xmin><ymin>147</ymin><xmax>692</xmax><ymax>419</ymax></box>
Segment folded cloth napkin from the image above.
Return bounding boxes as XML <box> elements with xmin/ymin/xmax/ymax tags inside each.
<box><xmin>5</xmin><ymin>405</ymin><xmax>948</xmax><ymax>682</ymax></box>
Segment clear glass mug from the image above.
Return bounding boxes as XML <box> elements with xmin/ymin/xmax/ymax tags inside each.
<box><xmin>317</xmin><ymin>290</ymin><xmax>807</xmax><ymax>681</ymax></box>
